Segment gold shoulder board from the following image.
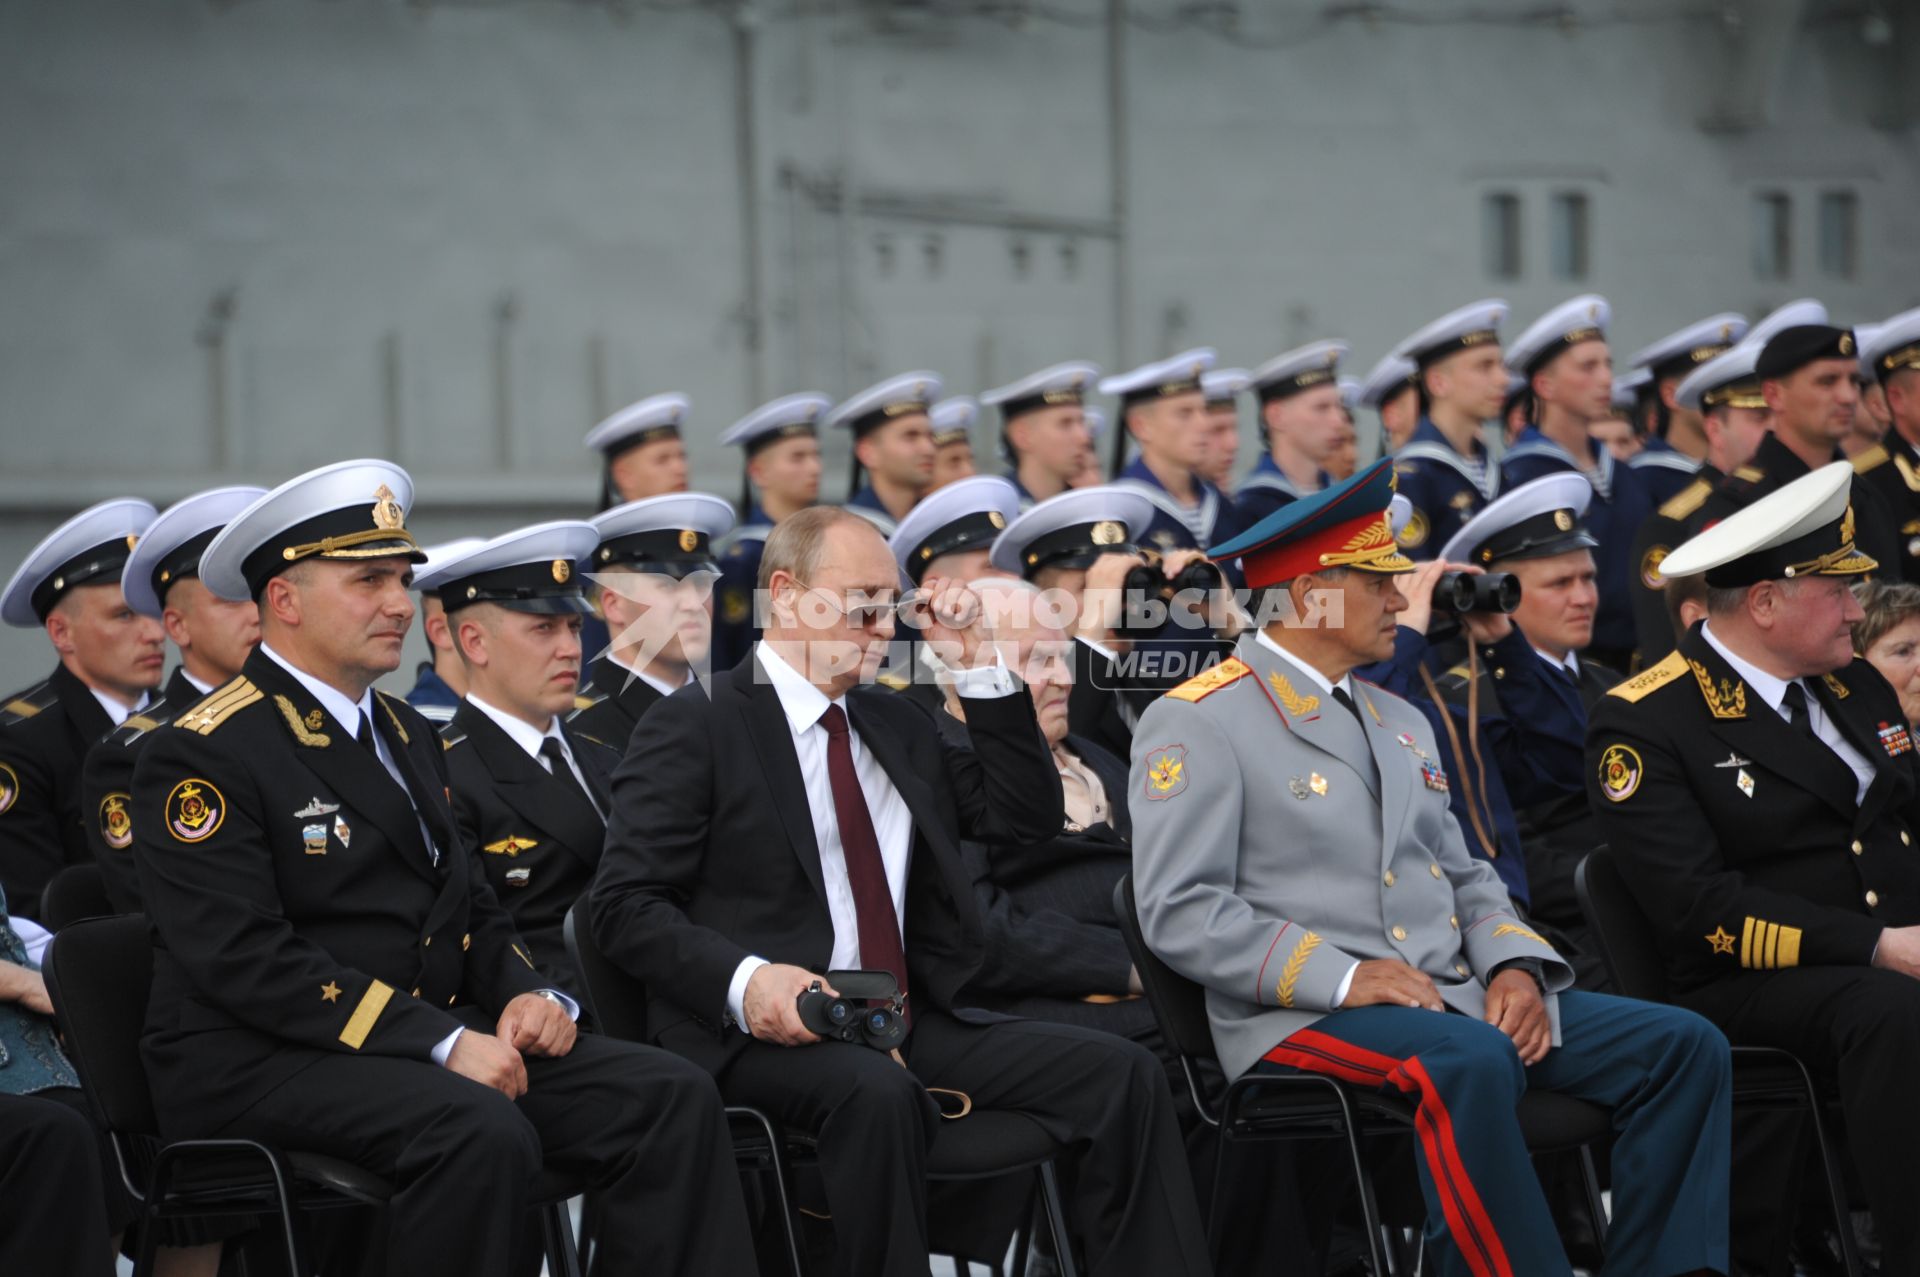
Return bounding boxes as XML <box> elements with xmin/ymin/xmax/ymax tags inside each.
<box><xmin>1166</xmin><ymin>657</ymin><xmax>1252</xmax><ymax>703</ymax></box>
<box><xmin>1657</xmin><ymin>478</ymin><xmax>1712</xmax><ymax>522</ymax></box>
<box><xmin>177</xmin><ymin>678</ymin><xmax>263</xmax><ymax>735</ymax></box>
<box><xmin>875</xmin><ymin>671</ymin><xmax>910</xmax><ymax>692</ymax></box>
<box><xmin>1607</xmin><ymin>650</ymin><xmax>1687</xmax><ymax>703</ymax></box>
<box><xmin>1731</xmin><ymin>465</ymin><xmax>1764</xmax><ymax>482</ymax></box>
<box><xmin>1853</xmin><ymin>445</ymin><xmax>1890</xmax><ymax>475</ymax></box>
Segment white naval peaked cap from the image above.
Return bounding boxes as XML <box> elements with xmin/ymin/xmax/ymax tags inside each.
<box><xmin>1339</xmin><ymin>377</ymin><xmax>1362</xmax><ymax>411</ymax></box>
<box><xmin>0</xmin><ymin>498</ymin><xmax>159</xmax><ymax>627</ymax></box>
<box><xmin>1506</xmin><ymin>295</ymin><xmax>1611</xmax><ymax>376</ymax></box>
<box><xmin>1357</xmin><ymin>352</ymin><xmax>1419</xmax><ymax>409</ymax></box>
<box><xmin>584</xmin><ymin>393</ymin><xmax>690</xmax><ymax>456</ymax></box>
<box><xmin>1388</xmin><ymin>495</ymin><xmax>1413</xmax><ymax>540</ymax></box>
<box><xmin>1393</xmin><ymin>300</ymin><xmax>1509</xmax><ymax>368</ymax></box>
<box><xmin>1745</xmin><ymin>299</ymin><xmax>1829</xmax><ymax>351</ymax></box>
<box><xmin>122</xmin><ymin>486</ymin><xmax>269</xmax><ymax>619</ymax></box>
<box><xmin>930</xmin><ymin>396</ymin><xmax>980</xmax><ymax>446</ymax></box>
<box><xmin>589</xmin><ymin>493</ymin><xmax>736</xmax><ymax>575</ymax></box>
<box><xmin>989</xmin><ymin>484</ymin><xmax>1158</xmax><ymax>578</ymax></box>
<box><xmin>1627</xmin><ymin>312</ymin><xmax>1748</xmax><ymax>379</ymax></box>
<box><xmin>1612</xmin><ymin>366</ymin><xmax>1651</xmax><ymax>411</ymax></box>
<box><xmin>1852</xmin><ymin>324</ymin><xmax>1884</xmax><ymax>383</ymax></box>
<box><xmin>411</xmin><ymin>538</ymin><xmax>489</xmax><ymax>596</ymax></box>
<box><xmin>420</xmin><ymin>520</ymin><xmax>601</xmax><ymax>615</ymax></box>
<box><xmin>720</xmin><ymin>393</ymin><xmax>832</xmax><ymax>452</ymax></box>
<box><xmin>1097</xmin><ymin>348</ymin><xmax>1216</xmax><ymax>403</ymax></box>
<box><xmin>1659</xmin><ymin>461</ymin><xmax>1875</xmax><ymax>587</ymax></box>
<box><xmin>1202</xmin><ymin>368</ymin><xmax>1253</xmax><ymax>403</ymax></box>
<box><xmin>1675</xmin><ymin>343</ymin><xmax>1766</xmax><ymax>412</ymax></box>
<box><xmin>1863</xmin><ymin>307</ymin><xmax>1920</xmax><ymax>385</ymax></box>
<box><xmin>889</xmin><ymin>475</ymin><xmax>1023</xmax><ymax>584</ymax></box>
<box><xmin>824</xmin><ymin>372</ymin><xmax>942</xmax><ymax>436</ymax></box>
<box><xmin>980</xmin><ymin>361</ymin><xmax>1101</xmax><ymax>416</ymax></box>
<box><xmin>199</xmin><ymin>460</ymin><xmax>424</xmax><ymax>603</ymax></box>
<box><xmin>1251</xmin><ymin>341</ymin><xmax>1348</xmax><ymax>402</ymax></box>
<box><xmin>1440</xmin><ymin>473</ymin><xmax>1596</xmax><ymax>567</ymax></box>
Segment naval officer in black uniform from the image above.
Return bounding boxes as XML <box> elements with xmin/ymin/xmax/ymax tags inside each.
<box><xmin>1588</xmin><ymin>460</ymin><xmax>1920</xmax><ymax>1275</ymax></box>
<box><xmin>129</xmin><ymin>460</ymin><xmax>754</xmax><ymax>1277</ymax></box>
<box><xmin>79</xmin><ymin>486</ymin><xmax>264</xmax><ymax>913</ymax></box>
<box><xmin>431</xmin><ymin>522</ymin><xmax>619</xmax><ymax>990</ymax></box>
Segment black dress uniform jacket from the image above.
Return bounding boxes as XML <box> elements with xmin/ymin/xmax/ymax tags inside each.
<box><xmin>131</xmin><ymin>650</ymin><xmax>551</xmax><ymax>1132</ymax></box>
<box><xmin>80</xmin><ymin>667</ymin><xmax>204</xmax><ymax>914</ymax></box>
<box><xmin>1849</xmin><ymin>434</ymin><xmax>1920</xmax><ymax>579</ymax></box>
<box><xmin>566</xmin><ymin>653</ymin><xmax>665</xmax><ymax>750</ymax></box>
<box><xmin>1627</xmin><ymin>465</ymin><xmax>1720</xmax><ymax>664</ymax></box>
<box><xmin>0</xmin><ymin>663</ymin><xmax>119</xmax><ymax>919</ymax></box>
<box><xmin>442</xmin><ymin>702</ymin><xmax>618</xmax><ymax>989</ymax></box>
<box><xmin>1586</xmin><ymin>623</ymin><xmax>1920</xmax><ymax>994</ymax></box>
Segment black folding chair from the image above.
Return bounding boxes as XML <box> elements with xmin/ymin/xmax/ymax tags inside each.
<box><xmin>563</xmin><ymin>903</ymin><xmax>1078</xmax><ymax>1277</ymax></box>
<box><xmin>39</xmin><ymin>862</ymin><xmax>115</xmax><ymax>930</ymax></box>
<box><xmin>1575</xmin><ymin>848</ymin><xmax>1863</xmax><ymax>1277</ymax></box>
<box><xmin>42</xmin><ymin>914</ymin><xmax>584</xmax><ymax>1277</ymax></box>
<box><xmin>1113</xmin><ymin>874</ymin><xmax>1611</xmax><ymax>1276</ymax></box>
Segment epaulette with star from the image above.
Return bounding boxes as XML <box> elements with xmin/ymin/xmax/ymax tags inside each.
<box><xmin>1165</xmin><ymin>656</ymin><xmax>1251</xmax><ymax>702</ymax></box>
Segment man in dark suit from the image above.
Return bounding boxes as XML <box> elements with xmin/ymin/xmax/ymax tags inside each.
<box><xmin>130</xmin><ymin>462</ymin><xmax>754</xmax><ymax>1277</ymax></box>
<box><xmin>80</xmin><ymin>486</ymin><xmax>264</xmax><ymax>913</ymax></box>
<box><xmin>431</xmin><ymin>522</ymin><xmax>619</xmax><ymax>991</ymax></box>
<box><xmin>1588</xmin><ymin>460</ymin><xmax>1920</xmax><ymax>1274</ymax></box>
<box><xmin>590</xmin><ymin>506</ymin><xmax>1209</xmax><ymax>1277</ymax></box>
<box><xmin>0</xmin><ymin>498</ymin><xmax>164</xmax><ymax>920</ymax></box>
<box><xmin>569</xmin><ymin>493</ymin><xmax>733</xmax><ymax>749</ymax></box>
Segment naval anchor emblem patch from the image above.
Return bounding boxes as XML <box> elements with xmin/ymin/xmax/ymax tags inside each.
<box><xmin>166</xmin><ymin>779</ymin><xmax>225</xmax><ymax>843</ymax></box>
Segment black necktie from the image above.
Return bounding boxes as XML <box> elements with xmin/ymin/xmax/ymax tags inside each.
<box><xmin>356</xmin><ymin>712</ymin><xmax>380</xmax><ymax>757</ymax></box>
<box><xmin>1782</xmin><ymin>682</ymin><xmax>1816</xmax><ymax>739</ymax></box>
<box><xmin>539</xmin><ymin>737</ymin><xmax>595</xmax><ymax>813</ymax></box>
<box><xmin>1332</xmin><ymin>685</ymin><xmax>1365</xmax><ymax>727</ymax></box>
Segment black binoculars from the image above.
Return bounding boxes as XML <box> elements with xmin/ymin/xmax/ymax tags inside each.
<box><xmin>1434</xmin><ymin>571</ymin><xmax>1521</xmax><ymax>615</ymax></box>
<box><xmin>795</xmin><ymin>969</ymin><xmax>909</xmax><ymax>1051</ymax></box>
<box><xmin>1118</xmin><ymin>557</ymin><xmax>1224</xmax><ymax>634</ymax></box>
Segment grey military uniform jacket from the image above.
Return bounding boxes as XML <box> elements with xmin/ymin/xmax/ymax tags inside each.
<box><xmin>1129</xmin><ymin>632</ymin><xmax>1573</xmax><ymax>1081</ymax></box>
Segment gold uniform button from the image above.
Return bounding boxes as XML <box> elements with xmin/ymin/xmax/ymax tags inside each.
<box><xmin>1904</xmin><ymin>831</ymin><xmax>1912</xmax><ymax>847</ymax></box>
<box><xmin>1392</xmin><ymin>926</ymin><xmax>1408</xmax><ymax>941</ymax></box>
<box><xmin>461</xmin><ymin>933</ymin><xmax>471</xmax><ymax>951</ymax></box>
<box><xmin>1852</xmin><ymin>840</ymin><xmax>1864</xmax><ymax>855</ymax></box>
<box><xmin>1383</xmin><ymin>871</ymin><xmax>1397</xmax><ymax>887</ymax></box>
<box><xmin>1493</xmin><ymin>668</ymin><xmax>1506</xmax><ymax>680</ymax></box>
<box><xmin>1450</xmin><ymin>915</ymin><xmax>1459</xmax><ymax>930</ymax></box>
<box><xmin>423</xmin><ymin>935</ymin><xmax>432</xmax><ymax>947</ymax></box>
<box><xmin>1430</xmin><ymin>863</ymin><xmax>1444</xmax><ymax>879</ymax></box>
<box><xmin>1866</xmin><ymin>890</ymin><xmax>1880</xmax><ymax>908</ymax></box>
<box><xmin>1455</xmin><ymin>961</ymin><xmax>1472</xmax><ymax>977</ymax></box>
<box><xmin>448</xmin><ymin>994</ymin><xmax>457</xmax><ymax>1006</ymax></box>
<box><xmin>411</xmin><ymin>986</ymin><xmax>421</xmax><ymax>997</ymax></box>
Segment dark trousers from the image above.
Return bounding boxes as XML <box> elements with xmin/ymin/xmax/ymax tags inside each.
<box><xmin>708</xmin><ymin>1008</ymin><xmax>1211</xmax><ymax>1277</ymax></box>
<box><xmin>182</xmin><ymin>1030</ymin><xmax>754</xmax><ymax>1277</ymax></box>
<box><xmin>1681</xmin><ymin>965</ymin><xmax>1920</xmax><ymax>1277</ymax></box>
<box><xmin>1258</xmin><ymin>991</ymin><xmax>1730</xmax><ymax>1277</ymax></box>
<box><xmin>0</xmin><ymin>1092</ymin><xmax>115</xmax><ymax>1277</ymax></box>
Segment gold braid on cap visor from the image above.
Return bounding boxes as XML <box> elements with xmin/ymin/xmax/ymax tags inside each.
<box><xmin>1316</xmin><ymin>514</ymin><xmax>1415</xmax><ymax>572</ymax></box>
<box><xmin>1782</xmin><ymin>507</ymin><xmax>1877</xmax><ymax>579</ymax></box>
<box><xmin>280</xmin><ymin>526</ymin><xmax>423</xmax><ymax>563</ymax></box>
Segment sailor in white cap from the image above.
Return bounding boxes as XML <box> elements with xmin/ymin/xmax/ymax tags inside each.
<box><xmin>131</xmin><ymin>460</ymin><xmax>756</xmax><ymax>1277</ymax></box>
<box><xmin>432</xmin><ymin>520</ymin><xmax>621</xmax><ymax>989</ymax></box>
<box><xmin>1102</xmin><ymin>347</ymin><xmax>1247</xmax><ymax>566</ymax></box>
<box><xmin>1849</xmin><ymin>307</ymin><xmax>1920</xmax><ymax>578</ymax></box>
<box><xmin>0</xmin><ymin>498</ymin><xmax>161</xmax><ymax>918</ymax></box>
<box><xmin>1626</xmin><ymin>312</ymin><xmax>1747</xmax><ymax>466</ymax></box>
<box><xmin>884</xmin><ymin>475</ymin><xmax>1023</xmax><ymax>712</ymax></box>
<box><xmin>1234</xmin><ymin>341</ymin><xmax>1349</xmax><ymax>528</ymax></box>
<box><xmin>1850</xmin><ymin>320</ymin><xmax>1892</xmax><ymax>450</ymax></box>
<box><xmin>1586</xmin><ymin>460</ymin><xmax>1920</xmax><ymax>1276</ymax></box>
<box><xmin>1501</xmin><ymin>295</ymin><xmax>1655</xmax><ymax>672</ymax></box>
<box><xmin>828</xmin><ymin>370</ymin><xmax>941</xmax><ymax>536</ymax></box>
<box><xmin>401</xmin><ymin>537</ymin><xmax>488</xmax><ymax>723</ymax></box>
<box><xmin>712</xmin><ymin>393</ymin><xmax>828</xmax><ymax>670</ymax></box>
<box><xmin>584</xmin><ymin>392</ymin><xmax>692</xmax><ymax>510</ymax></box>
<box><xmin>980</xmin><ymin>360</ymin><xmax>1100</xmax><ymax>507</ymax></box>
<box><xmin>1197</xmin><ymin>367</ymin><xmax>1249</xmax><ymax>496</ymax></box>
<box><xmin>1353</xmin><ymin>351</ymin><xmax>1417</xmax><ymax>457</ymax></box>
<box><xmin>79</xmin><ymin>487</ymin><xmax>267</xmax><ymax>912</ymax></box>
<box><xmin>570</xmin><ymin>493</ymin><xmax>734</xmax><ymax>748</ymax></box>
<box><xmin>927</xmin><ymin>395</ymin><xmax>980</xmax><ymax>493</ymax></box>
<box><xmin>1388</xmin><ymin>299</ymin><xmax>1510</xmax><ymax>556</ymax></box>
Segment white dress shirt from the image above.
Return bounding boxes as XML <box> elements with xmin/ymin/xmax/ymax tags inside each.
<box><xmin>1701</xmin><ymin>623</ymin><xmax>1876</xmax><ymax>804</ymax></box>
<box><xmin>725</xmin><ymin>642</ymin><xmax>1015</xmax><ymax>1030</ymax></box>
<box><xmin>464</xmin><ymin>694</ymin><xmax>604</xmax><ymax>820</ymax></box>
<box><xmin>181</xmin><ymin>670</ymin><xmax>217</xmax><ymax>697</ymax></box>
<box><xmin>606</xmin><ymin>651</ymin><xmax>692</xmax><ymax>700</ymax></box>
<box><xmin>258</xmin><ymin>646</ymin><xmax>576</xmax><ymax>1063</ymax></box>
<box><xmin>1532</xmin><ymin>647</ymin><xmax>1580</xmax><ymax>680</ymax></box>
<box><xmin>88</xmin><ymin>686</ymin><xmax>148</xmax><ymax>728</ymax></box>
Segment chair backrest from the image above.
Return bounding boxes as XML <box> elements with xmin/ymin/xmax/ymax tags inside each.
<box><xmin>1573</xmin><ymin>847</ymin><xmax>1672</xmax><ymax>1003</ymax></box>
<box><xmin>41</xmin><ymin>863</ymin><xmax>115</xmax><ymax>931</ymax></box>
<box><xmin>562</xmin><ymin>903</ymin><xmax>649</xmax><ymax>1043</ymax></box>
<box><xmin>1110</xmin><ymin>875</ymin><xmax>1221</xmax><ymax>1066</ymax></box>
<box><xmin>41</xmin><ymin>914</ymin><xmax>159</xmax><ymax>1136</ymax></box>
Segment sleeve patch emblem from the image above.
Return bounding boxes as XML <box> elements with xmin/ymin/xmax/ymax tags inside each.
<box><xmin>1143</xmin><ymin>745</ymin><xmax>1189</xmax><ymax>800</ymax></box>
<box><xmin>99</xmin><ymin>792</ymin><xmax>133</xmax><ymax>849</ymax></box>
<box><xmin>165</xmin><ymin>778</ymin><xmax>227</xmax><ymax>843</ymax></box>
<box><xmin>1598</xmin><ymin>743</ymin><xmax>1643</xmax><ymax>803</ymax></box>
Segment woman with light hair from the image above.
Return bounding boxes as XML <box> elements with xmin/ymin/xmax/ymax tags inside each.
<box><xmin>1852</xmin><ymin>578</ymin><xmax>1920</xmax><ymax>725</ymax></box>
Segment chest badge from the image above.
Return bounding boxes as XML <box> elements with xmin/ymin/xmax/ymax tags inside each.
<box><xmin>294</xmin><ymin>797</ymin><xmax>339</xmax><ymax>819</ymax></box>
<box><xmin>1878</xmin><ymin>721</ymin><xmax>1913</xmax><ymax>758</ymax></box>
<box><xmin>505</xmin><ymin>867</ymin><xmax>532</xmax><ymax>888</ymax></box>
<box><xmin>333</xmin><ymin>815</ymin><xmax>351</xmax><ymax>850</ymax></box>
<box><xmin>302</xmin><ymin>823</ymin><xmax>327</xmax><ymax>854</ymax></box>
<box><xmin>1736</xmin><ymin>769</ymin><xmax>1755</xmax><ymax>799</ymax></box>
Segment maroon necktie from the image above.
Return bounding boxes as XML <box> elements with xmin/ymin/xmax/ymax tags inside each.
<box><xmin>819</xmin><ymin>704</ymin><xmax>910</xmax><ymax>1019</ymax></box>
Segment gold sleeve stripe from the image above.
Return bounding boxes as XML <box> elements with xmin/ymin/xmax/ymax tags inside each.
<box><xmin>1491</xmin><ymin>922</ymin><xmax>1550</xmax><ymax>946</ymax></box>
<box><xmin>513</xmin><ymin>943</ymin><xmax>536</xmax><ymax>970</ymax></box>
<box><xmin>1276</xmin><ymin>931</ymin><xmax>1321</xmax><ymax>1009</ymax></box>
<box><xmin>1739</xmin><ymin>917</ymin><xmax>1803</xmax><ymax>970</ymax></box>
<box><xmin>339</xmin><ymin>979</ymin><xmax>395</xmax><ymax>1050</ymax></box>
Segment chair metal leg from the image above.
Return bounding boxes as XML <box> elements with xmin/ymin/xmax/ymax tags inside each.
<box><xmin>727</xmin><ymin>1107</ymin><xmax>806</xmax><ymax>1277</ymax></box>
<box><xmin>542</xmin><ymin>1197</ymin><xmax>583</xmax><ymax>1277</ymax></box>
<box><xmin>1805</xmin><ymin>1099</ymin><xmax>1863</xmax><ymax>1277</ymax></box>
<box><xmin>1035</xmin><ymin>1162</ymin><xmax>1079</xmax><ymax>1277</ymax></box>
<box><xmin>1330</xmin><ymin>1089</ymin><xmax>1395</xmax><ymax>1277</ymax></box>
<box><xmin>1576</xmin><ymin>1145</ymin><xmax>1608</xmax><ymax>1263</ymax></box>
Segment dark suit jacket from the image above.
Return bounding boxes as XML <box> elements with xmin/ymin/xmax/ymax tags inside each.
<box><xmin>588</xmin><ymin>651</ymin><xmax>1062</xmax><ymax>1072</ymax></box>
<box><xmin>131</xmin><ymin>649</ymin><xmax>550</xmax><ymax>1132</ymax></box>
<box><xmin>567</xmin><ymin>655</ymin><xmax>667</xmax><ymax>750</ymax></box>
<box><xmin>443</xmin><ymin>702</ymin><xmax>618</xmax><ymax>989</ymax></box>
<box><xmin>0</xmin><ymin>662</ymin><xmax>118</xmax><ymax>919</ymax></box>
<box><xmin>1588</xmin><ymin>622</ymin><xmax>1920</xmax><ymax>994</ymax></box>
<box><xmin>81</xmin><ymin>667</ymin><xmax>205</xmax><ymax>914</ymax></box>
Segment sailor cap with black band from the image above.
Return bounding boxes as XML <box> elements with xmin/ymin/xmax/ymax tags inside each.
<box><xmin>988</xmin><ymin>485</ymin><xmax>1157</xmax><ymax>578</ymax></box>
<box><xmin>1206</xmin><ymin>456</ymin><xmax>1413</xmax><ymax>590</ymax></box>
<box><xmin>1098</xmin><ymin>348</ymin><xmax>1216</xmax><ymax>409</ymax></box>
<box><xmin>584</xmin><ymin>393</ymin><xmax>689</xmax><ymax>457</ymax></box>
<box><xmin>1612</xmin><ymin>366</ymin><xmax>1651</xmax><ymax>412</ymax></box>
<box><xmin>1658</xmin><ymin>461</ymin><xmax>1876</xmax><ymax>589</ymax></box>
<box><xmin>1755</xmin><ymin>325</ymin><xmax>1859</xmax><ymax>381</ymax></box>
<box><xmin>1862</xmin><ymin>307</ymin><xmax>1920</xmax><ymax>385</ymax></box>
<box><xmin>1675</xmin><ymin>342</ymin><xmax>1766</xmax><ymax>412</ymax></box>
<box><xmin>721</xmin><ymin>392</ymin><xmax>831</xmax><ymax>456</ymax></box>
<box><xmin>1251</xmin><ymin>341</ymin><xmax>1347</xmax><ymax>405</ymax></box>
<box><xmin>422</xmin><ymin>521</ymin><xmax>599</xmax><ymax>615</ymax></box>
<box><xmin>1202</xmin><ymin>367</ymin><xmax>1252</xmax><ymax>407</ymax></box>
<box><xmin>1439</xmin><ymin>473</ymin><xmax>1597</xmax><ymax>567</ymax></box>
<box><xmin>412</xmin><ymin>539</ymin><xmax>487</xmax><ymax>599</ymax></box>
<box><xmin>929</xmin><ymin>396</ymin><xmax>979</xmax><ymax>448</ymax></box>
<box><xmin>1626</xmin><ymin>312</ymin><xmax>1749</xmax><ymax>383</ymax></box>
<box><xmin>121</xmin><ymin>486</ymin><xmax>268</xmax><ymax>619</ymax></box>
<box><xmin>981</xmin><ymin>361</ymin><xmax>1100</xmax><ymax>422</ymax></box>
<box><xmin>825</xmin><ymin>372</ymin><xmax>942</xmax><ymax>439</ymax></box>
<box><xmin>1746</xmin><ymin>298</ymin><xmax>1829</xmax><ymax>351</ymax></box>
<box><xmin>589</xmin><ymin>493</ymin><xmax>735</xmax><ymax>578</ymax></box>
<box><xmin>1506</xmin><ymin>295</ymin><xmax>1610</xmax><ymax>376</ymax></box>
<box><xmin>1852</xmin><ymin>323</ymin><xmax>1884</xmax><ymax>383</ymax></box>
<box><xmin>889</xmin><ymin>475</ymin><xmax>1023</xmax><ymax>585</ymax></box>
<box><xmin>0</xmin><ymin>497</ymin><xmax>158</xmax><ymax>627</ymax></box>
<box><xmin>1393</xmin><ymin>299</ymin><xmax>1509</xmax><ymax>370</ymax></box>
<box><xmin>1356</xmin><ymin>352</ymin><xmax>1418</xmax><ymax>410</ymax></box>
<box><xmin>198</xmin><ymin>460</ymin><xmax>427</xmax><ymax>603</ymax></box>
